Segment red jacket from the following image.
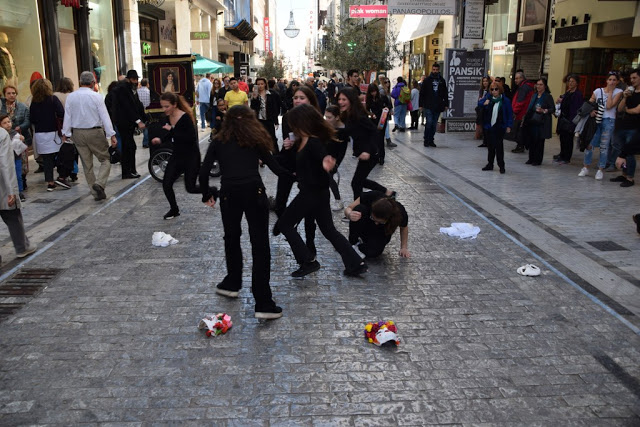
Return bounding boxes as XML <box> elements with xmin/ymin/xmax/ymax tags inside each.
<box><xmin>511</xmin><ymin>80</ymin><xmax>535</xmax><ymax>121</ymax></box>
<box><xmin>238</xmin><ymin>81</ymin><xmax>249</xmax><ymax>94</ymax></box>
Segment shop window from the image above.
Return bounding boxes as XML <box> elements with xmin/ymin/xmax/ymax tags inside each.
<box><xmin>140</xmin><ymin>18</ymin><xmax>157</xmax><ymax>42</ymax></box>
<box><xmin>88</xmin><ymin>0</ymin><xmax>117</xmax><ymax>93</ymax></box>
<box><xmin>0</xmin><ymin>0</ymin><xmax>45</xmax><ymax>100</ymax></box>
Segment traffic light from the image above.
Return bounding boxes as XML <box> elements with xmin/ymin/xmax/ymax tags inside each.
<box><xmin>347</xmin><ymin>41</ymin><xmax>356</xmax><ymax>52</ymax></box>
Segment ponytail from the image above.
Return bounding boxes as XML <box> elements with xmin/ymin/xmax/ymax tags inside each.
<box><xmin>371</xmin><ymin>197</ymin><xmax>404</xmax><ymax>236</ymax></box>
<box><xmin>160</xmin><ymin>92</ymin><xmax>196</xmax><ymax>125</ymax></box>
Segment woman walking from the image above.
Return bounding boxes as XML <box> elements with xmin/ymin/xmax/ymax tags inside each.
<box><xmin>409</xmin><ymin>80</ymin><xmax>421</xmax><ymax>130</ymax></box>
<box><xmin>151</xmin><ymin>92</ymin><xmax>201</xmax><ymax>220</ymax></box>
<box><xmin>478</xmin><ymin>81</ymin><xmax>513</xmax><ymax>174</ymax></box>
<box><xmin>578</xmin><ymin>71</ymin><xmax>622</xmax><ymax>179</ymax></box>
<box><xmin>477</xmin><ymin>76</ymin><xmax>492</xmax><ymax>147</ymax></box>
<box><xmin>523</xmin><ymin>78</ymin><xmax>555</xmax><ymax>166</ymax></box>
<box><xmin>276</xmin><ymin>104</ymin><xmax>367</xmax><ymax>278</ymax></box>
<box><xmin>365</xmin><ymin>83</ymin><xmax>394</xmax><ymax>166</ymax></box>
<box><xmin>0</xmin><ymin>85</ymin><xmax>30</xmax><ymax>201</ymax></box>
<box><xmin>199</xmin><ymin>105</ymin><xmax>288</xmax><ymax>319</ymax></box>
<box><xmin>554</xmin><ymin>74</ymin><xmax>582</xmax><ymax>166</ymax></box>
<box><xmin>337</xmin><ymin>87</ymin><xmax>394</xmax><ymax>200</ymax></box>
<box><xmin>250</xmin><ymin>77</ymin><xmax>280</xmax><ymax>152</ymax></box>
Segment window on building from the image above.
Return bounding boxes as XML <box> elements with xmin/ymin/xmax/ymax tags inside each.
<box><xmin>140</xmin><ymin>18</ymin><xmax>156</xmax><ymax>42</ymax></box>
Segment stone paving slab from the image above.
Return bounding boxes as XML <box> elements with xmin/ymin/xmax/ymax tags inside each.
<box><xmin>1</xmin><ymin>130</ymin><xmax>640</xmax><ymax>425</ymax></box>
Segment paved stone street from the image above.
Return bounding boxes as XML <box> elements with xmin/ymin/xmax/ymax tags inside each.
<box><xmin>1</xmin><ymin>126</ymin><xmax>639</xmax><ymax>425</ymax></box>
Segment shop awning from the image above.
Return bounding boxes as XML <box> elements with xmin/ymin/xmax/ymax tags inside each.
<box><xmin>224</xmin><ymin>19</ymin><xmax>257</xmax><ymax>41</ymax></box>
<box><xmin>193</xmin><ymin>54</ymin><xmax>233</xmax><ymax>74</ymax></box>
<box><xmin>397</xmin><ymin>15</ymin><xmax>440</xmax><ymax>43</ymax></box>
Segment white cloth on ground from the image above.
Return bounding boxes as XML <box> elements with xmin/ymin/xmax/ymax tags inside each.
<box><xmin>439</xmin><ymin>223</ymin><xmax>480</xmax><ymax>239</ymax></box>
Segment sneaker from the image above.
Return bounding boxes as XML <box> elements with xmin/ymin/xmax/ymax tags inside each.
<box><xmin>16</xmin><ymin>244</ymin><xmax>37</xmax><ymax>258</ymax></box>
<box><xmin>47</xmin><ymin>183</ymin><xmax>55</xmax><ymax>192</ymax></box>
<box><xmin>578</xmin><ymin>167</ymin><xmax>588</xmax><ymax>177</ymax></box>
<box><xmin>386</xmin><ymin>141</ymin><xmax>397</xmax><ymax>148</ymax></box>
<box><xmin>255</xmin><ymin>305</ymin><xmax>283</xmax><ymax>320</ymax></box>
<box><xmin>595</xmin><ymin>170</ymin><xmax>604</xmax><ymax>180</ymax></box>
<box><xmin>620</xmin><ymin>179</ymin><xmax>635</xmax><ymax>188</ymax></box>
<box><xmin>19</xmin><ymin>193</ymin><xmax>25</xmax><ymax>202</ymax></box>
<box><xmin>385</xmin><ymin>138</ymin><xmax>392</xmax><ymax>145</ymax></box>
<box><xmin>553</xmin><ymin>154</ymin><xmax>561</xmax><ymax>160</ymax></box>
<box><xmin>291</xmin><ymin>260</ymin><xmax>321</xmax><ymax>278</ymax></box>
<box><xmin>428</xmin><ymin>141</ymin><xmax>437</xmax><ymax>147</ymax></box>
<box><xmin>482</xmin><ymin>164</ymin><xmax>494</xmax><ymax>171</ymax></box>
<box><xmin>353</xmin><ymin>244</ymin><xmax>366</xmax><ymax>260</ymax></box>
<box><xmin>610</xmin><ymin>175</ymin><xmax>626</xmax><ymax>182</ymax></box>
<box><xmin>344</xmin><ymin>262</ymin><xmax>368</xmax><ymax>277</ymax></box>
<box><xmin>69</xmin><ymin>174</ymin><xmax>78</xmax><ymax>182</ymax></box>
<box><xmin>341</xmin><ymin>215</ymin><xmax>350</xmax><ymax>223</ymax></box>
<box><xmin>331</xmin><ymin>199</ymin><xmax>344</xmax><ymax>211</ymax></box>
<box><xmin>54</xmin><ymin>177</ymin><xmax>71</xmax><ymax>189</ymax></box>
<box><xmin>163</xmin><ymin>209</ymin><xmax>180</xmax><ymax>220</ymax></box>
<box><xmin>398</xmin><ymin>128</ymin><xmax>405</xmax><ymax>133</ymax></box>
<box><xmin>215</xmin><ymin>284</ymin><xmax>240</xmax><ymax>298</ymax></box>
<box><xmin>499</xmin><ymin>167</ymin><xmax>505</xmax><ymax>174</ymax></box>
<box><xmin>92</xmin><ymin>184</ymin><xmax>106</xmax><ymax>200</ymax></box>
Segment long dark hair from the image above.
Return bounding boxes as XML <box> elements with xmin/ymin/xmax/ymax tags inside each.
<box><xmin>286</xmin><ymin>104</ymin><xmax>336</xmax><ymax>144</ymax></box>
<box><xmin>294</xmin><ymin>85</ymin><xmax>320</xmax><ymax>111</ymax></box>
<box><xmin>216</xmin><ymin>105</ymin><xmax>274</xmax><ymax>152</ymax></box>
<box><xmin>337</xmin><ymin>87</ymin><xmax>367</xmax><ymax>123</ymax></box>
<box><xmin>371</xmin><ymin>197</ymin><xmax>404</xmax><ymax>236</ymax></box>
<box><xmin>160</xmin><ymin>92</ymin><xmax>195</xmax><ymax>125</ymax></box>
<box><xmin>365</xmin><ymin>83</ymin><xmax>380</xmax><ymax>110</ymax></box>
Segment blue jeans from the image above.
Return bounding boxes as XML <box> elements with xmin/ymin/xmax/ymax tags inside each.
<box><xmin>393</xmin><ymin>103</ymin><xmax>407</xmax><ymax>129</ymax></box>
<box><xmin>15</xmin><ymin>157</ymin><xmax>23</xmax><ymax>192</ymax></box>
<box><xmin>142</xmin><ymin>128</ymin><xmax>149</xmax><ymax>147</ymax></box>
<box><xmin>613</xmin><ymin>128</ymin><xmax>638</xmax><ymax>178</ymax></box>
<box><xmin>384</xmin><ymin>117</ymin><xmax>391</xmax><ymax>139</ymax></box>
<box><xmin>199</xmin><ymin>102</ymin><xmax>210</xmax><ymax>129</ymax></box>
<box><xmin>584</xmin><ymin>118</ymin><xmax>613</xmax><ymax>169</ymax></box>
<box><xmin>424</xmin><ymin>109</ymin><xmax>440</xmax><ymax>143</ymax></box>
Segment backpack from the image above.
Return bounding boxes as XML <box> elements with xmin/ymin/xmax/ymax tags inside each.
<box><xmin>399</xmin><ymin>86</ymin><xmax>411</xmax><ymax>104</ymax></box>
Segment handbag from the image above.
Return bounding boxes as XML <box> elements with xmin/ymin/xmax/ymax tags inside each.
<box><xmin>529</xmin><ymin>111</ymin><xmax>544</xmax><ymax>125</ymax></box>
<box><xmin>557</xmin><ymin>116</ymin><xmax>575</xmax><ymax>134</ymax></box>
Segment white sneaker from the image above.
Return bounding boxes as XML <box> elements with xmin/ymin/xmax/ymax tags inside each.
<box><xmin>331</xmin><ymin>199</ymin><xmax>344</xmax><ymax>211</ymax></box>
<box><xmin>352</xmin><ymin>244</ymin><xmax>366</xmax><ymax>260</ymax></box>
<box><xmin>578</xmin><ymin>167</ymin><xmax>588</xmax><ymax>177</ymax></box>
<box><xmin>595</xmin><ymin>170</ymin><xmax>604</xmax><ymax>180</ymax></box>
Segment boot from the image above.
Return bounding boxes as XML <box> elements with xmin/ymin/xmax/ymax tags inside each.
<box><xmin>386</xmin><ymin>140</ymin><xmax>397</xmax><ymax>148</ymax></box>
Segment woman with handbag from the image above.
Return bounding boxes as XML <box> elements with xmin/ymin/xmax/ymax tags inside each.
<box><xmin>578</xmin><ymin>71</ymin><xmax>623</xmax><ymax>179</ymax></box>
<box><xmin>554</xmin><ymin>74</ymin><xmax>583</xmax><ymax>165</ymax></box>
<box><xmin>29</xmin><ymin>79</ymin><xmax>68</xmax><ymax>192</ymax></box>
<box><xmin>524</xmin><ymin>79</ymin><xmax>555</xmax><ymax>166</ymax></box>
<box><xmin>477</xmin><ymin>76</ymin><xmax>492</xmax><ymax>147</ymax></box>
<box><xmin>478</xmin><ymin>81</ymin><xmax>513</xmax><ymax>174</ymax></box>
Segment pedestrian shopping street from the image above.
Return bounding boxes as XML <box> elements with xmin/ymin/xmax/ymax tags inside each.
<box><xmin>0</xmin><ymin>128</ymin><xmax>639</xmax><ymax>424</ymax></box>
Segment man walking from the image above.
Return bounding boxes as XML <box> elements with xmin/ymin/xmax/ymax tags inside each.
<box><xmin>196</xmin><ymin>73</ymin><xmax>212</xmax><ymax>130</ymax></box>
<box><xmin>419</xmin><ymin>63</ymin><xmax>448</xmax><ymax>147</ymax></box>
<box><xmin>137</xmin><ymin>78</ymin><xmax>151</xmax><ymax>147</ymax></box>
<box><xmin>510</xmin><ymin>71</ymin><xmax>535</xmax><ymax>153</ymax></box>
<box><xmin>345</xmin><ymin>69</ymin><xmax>361</xmax><ymax>94</ymax></box>
<box><xmin>110</xmin><ymin>69</ymin><xmax>146</xmax><ymax>179</ymax></box>
<box><xmin>62</xmin><ymin>71</ymin><xmax>117</xmax><ymax>200</ymax></box>
<box><xmin>224</xmin><ymin>77</ymin><xmax>249</xmax><ymax>109</ymax></box>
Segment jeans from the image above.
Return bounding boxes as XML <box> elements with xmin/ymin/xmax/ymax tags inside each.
<box><xmin>199</xmin><ymin>103</ymin><xmax>210</xmax><ymax>129</ymax></box>
<box><xmin>585</xmin><ymin>118</ymin><xmax>613</xmax><ymax>169</ymax></box>
<box><xmin>424</xmin><ymin>109</ymin><xmax>440</xmax><ymax>143</ymax></box>
<box><xmin>142</xmin><ymin>128</ymin><xmax>149</xmax><ymax>147</ymax></box>
<box><xmin>393</xmin><ymin>103</ymin><xmax>407</xmax><ymax>129</ymax></box>
<box><xmin>384</xmin><ymin>120</ymin><xmax>391</xmax><ymax>139</ymax></box>
<box><xmin>14</xmin><ymin>157</ymin><xmax>23</xmax><ymax>192</ymax></box>
<box><xmin>613</xmin><ymin>128</ymin><xmax>638</xmax><ymax>178</ymax></box>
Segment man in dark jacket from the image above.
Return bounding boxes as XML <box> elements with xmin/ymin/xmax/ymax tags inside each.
<box><xmin>510</xmin><ymin>71</ymin><xmax>535</xmax><ymax>153</ymax></box>
<box><xmin>327</xmin><ymin>73</ymin><xmax>337</xmax><ymax>105</ymax></box>
<box><xmin>110</xmin><ymin>69</ymin><xmax>146</xmax><ymax>179</ymax></box>
<box><xmin>419</xmin><ymin>63</ymin><xmax>448</xmax><ymax>147</ymax></box>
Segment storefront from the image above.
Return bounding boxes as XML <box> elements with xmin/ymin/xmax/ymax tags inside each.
<box><xmin>484</xmin><ymin>0</ymin><xmax>517</xmax><ymax>79</ymax></box>
<box><xmin>398</xmin><ymin>14</ymin><xmax>452</xmax><ymax>82</ymax></box>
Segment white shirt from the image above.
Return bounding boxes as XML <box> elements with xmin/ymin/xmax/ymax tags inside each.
<box><xmin>593</xmin><ymin>87</ymin><xmax>623</xmax><ymax>120</ymax></box>
<box><xmin>62</xmin><ymin>87</ymin><xmax>116</xmax><ymax>138</ymax></box>
<box><xmin>197</xmin><ymin>78</ymin><xmax>212</xmax><ymax>103</ymax></box>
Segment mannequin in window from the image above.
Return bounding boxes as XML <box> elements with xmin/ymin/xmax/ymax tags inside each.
<box><xmin>0</xmin><ymin>32</ymin><xmax>17</xmax><ymax>90</ymax></box>
<box><xmin>91</xmin><ymin>42</ymin><xmax>102</xmax><ymax>84</ymax></box>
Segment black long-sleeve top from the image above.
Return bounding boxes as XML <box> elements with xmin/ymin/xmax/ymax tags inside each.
<box><xmin>199</xmin><ymin>136</ymin><xmax>292</xmax><ymax>202</ymax></box>
<box><xmin>158</xmin><ymin>113</ymin><xmax>199</xmax><ymax>158</ymax></box>
<box><xmin>345</xmin><ymin>116</ymin><xmax>378</xmax><ymax>157</ymax></box>
<box><xmin>327</xmin><ymin>127</ymin><xmax>349</xmax><ymax>167</ymax></box>
<box><xmin>250</xmin><ymin>91</ymin><xmax>280</xmax><ymax>124</ymax></box>
<box><xmin>295</xmin><ymin>137</ymin><xmax>331</xmax><ymax>192</ymax></box>
<box><xmin>29</xmin><ymin>96</ymin><xmax>64</xmax><ymax>133</ymax></box>
<box><xmin>366</xmin><ymin>95</ymin><xmax>392</xmax><ymax>122</ymax></box>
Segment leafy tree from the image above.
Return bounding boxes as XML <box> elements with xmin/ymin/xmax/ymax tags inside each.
<box><xmin>257</xmin><ymin>53</ymin><xmax>288</xmax><ymax>79</ymax></box>
<box><xmin>319</xmin><ymin>1</ymin><xmax>402</xmax><ymax>74</ymax></box>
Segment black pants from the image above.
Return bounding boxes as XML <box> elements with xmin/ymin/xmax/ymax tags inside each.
<box><xmin>328</xmin><ymin>169</ymin><xmax>341</xmax><ymax>201</ymax></box>
<box><xmin>258</xmin><ymin>119</ymin><xmax>278</xmax><ymax>153</ymax></box>
<box><xmin>274</xmin><ymin>173</ymin><xmax>296</xmax><ymax>218</ymax></box>
<box><xmin>529</xmin><ymin>138</ymin><xmax>545</xmax><ymax>164</ymax></box>
<box><xmin>376</xmin><ymin>128</ymin><xmax>385</xmax><ymax>162</ymax></box>
<box><xmin>163</xmin><ymin>151</ymin><xmax>201</xmax><ymax>211</ymax></box>
<box><xmin>351</xmin><ymin>157</ymin><xmax>387</xmax><ymax>200</ymax></box>
<box><xmin>42</xmin><ymin>153</ymin><xmax>57</xmax><ymax>182</ymax></box>
<box><xmin>219</xmin><ymin>184</ymin><xmax>275</xmax><ymax>311</ymax></box>
<box><xmin>486</xmin><ymin>126</ymin><xmax>505</xmax><ymax>168</ymax></box>
<box><xmin>118</xmin><ymin>124</ymin><xmax>137</xmax><ymax>176</ymax></box>
<box><xmin>558</xmin><ymin>130</ymin><xmax>573</xmax><ymax>162</ymax></box>
<box><xmin>410</xmin><ymin>110</ymin><xmax>420</xmax><ymax>128</ymax></box>
<box><xmin>348</xmin><ymin>205</ymin><xmax>390</xmax><ymax>258</ymax></box>
<box><xmin>278</xmin><ymin>188</ymin><xmax>362</xmax><ymax>270</ymax></box>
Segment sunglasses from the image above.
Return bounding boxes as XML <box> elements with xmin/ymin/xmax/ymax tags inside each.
<box><xmin>490</xmin><ymin>88</ymin><xmax>500</xmax><ymax>91</ymax></box>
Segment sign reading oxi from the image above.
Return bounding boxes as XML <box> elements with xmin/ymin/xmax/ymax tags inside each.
<box><xmin>349</xmin><ymin>5</ymin><xmax>388</xmax><ymax>18</ymax></box>
<box><xmin>388</xmin><ymin>0</ymin><xmax>456</xmax><ymax>15</ymax></box>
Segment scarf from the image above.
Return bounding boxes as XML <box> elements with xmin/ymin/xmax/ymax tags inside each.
<box><xmin>490</xmin><ymin>95</ymin><xmax>502</xmax><ymax>127</ymax></box>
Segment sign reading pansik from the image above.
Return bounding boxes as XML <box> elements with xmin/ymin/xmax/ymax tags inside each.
<box><xmin>443</xmin><ymin>49</ymin><xmax>488</xmax><ymax>119</ymax></box>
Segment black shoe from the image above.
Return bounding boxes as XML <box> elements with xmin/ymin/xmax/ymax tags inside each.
<box><xmin>633</xmin><ymin>214</ymin><xmax>640</xmax><ymax>235</ymax></box>
<box><xmin>130</xmin><ymin>172</ymin><xmax>141</xmax><ymax>178</ymax></box>
<box><xmin>392</xmin><ymin>126</ymin><xmax>398</xmax><ymax>132</ymax></box>
<box><xmin>525</xmin><ymin>160</ymin><xmax>533</xmax><ymax>164</ymax></box>
<box><xmin>255</xmin><ymin>305</ymin><xmax>283</xmax><ymax>320</ymax></box>
<box><xmin>386</xmin><ymin>141</ymin><xmax>397</xmax><ymax>148</ymax></box>
<box><xmin>610</xmin><ymin>175</ymin><xmax>626</xmax><ymax>182</ymax></box>
<box><xmin>499</xmin><ymin>167</ymin><xmax>506</xmax><ymax>174</ymax></box>
<box><xmin>478</xmin><ymin>144</ymin><xmax>487</xmax><ymax>147</ymax></box>
<box><xmin>482</xmin><ymin>164</ymin><xmax>494</xmax><ymax>171</ymax></box>
<box><xmin>378</xmin><ymin>158</ymin><xmax>385</xmax><ymax>165</ymax></box>
<box><xmin>428</xmin><ymin>141</ymin><xmax>437</xmax><ymax>147</ymax></box>
<box><xmin>92</xmin><ymin>184</ymin><xmax>106</xmax><ymax>200</ymax></box>
<box><xmin>216</xmin><ymin>282</ymin><xmax>240</xmax><ymax>298</ymax></box>
<box><xmin>386</xmin><ymin>138</ymin><xmax>392</xmax><ymax>145</ymax></box>
<box><xmin>69</xmin><ymin>174</ymin><xmax>78</xmax><ymax>182</ymax></box>
<box><xmin>291</xmin><ymin>260</ymin><xmax>321</xmax><ymax>278</ymax></box>
<box><xmin>398</xmin><ymin>128</ymin><xmax>405</xmax><ymax>133</ymax></box>
<box><xmin>620</xmin><ymin>179</ymin><xmax>635</xmax><ymax>188</ymax></box>
<box><xmin>423</xmin><ymin>141</ymin><xmax>429</xmax><ymax>147</ymax></box>
<box><xmin>511</xmin><ymin>145</ymin><xmax>525</xmax><ymax>153</ymax></box>
<box><xmin>552</xmin><ymin>154</ymin><xmax>561</xmax><ymax>160</ymax></box>
<box><xmin>531</xmin><ymin>162</ymin><xmax>541</xmax><ymax>166</ymax></box>
<box><xmin>344</xmin><ymin>262</ymin><xmax>368</xmax><ymax>277</ymax></box>
<box><xmin>163</xmin><ymin>209</ymin><xmax>180</xmax><ymax>220</ymax></box>
<box><xmin>19</xmin><ymin>193</ymin><xmax>25</xmax><ymax>202</ymax></box>
<box><xmin>122</xmin><ymin>174</ymin><xmax>139</xmax><ymax>179</ymax></box>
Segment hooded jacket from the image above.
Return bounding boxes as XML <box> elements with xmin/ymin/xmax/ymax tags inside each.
<box><xmin>511</xmin><ymin>80</ymin><xmax>535</xmax><ymax>121</ymax></box>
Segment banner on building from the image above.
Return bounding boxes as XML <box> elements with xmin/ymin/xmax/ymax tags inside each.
<box><xmin>388</xmin><ymin>0</ymin><xmax>456</xmax><ymax>15</ymax></box>
<box><xmin>264</xmin><ymin>17</ymin><xmax>270</xmax><ymax>52</ymax></box>
<box><xmin>443</xmin><ymin>49</ymin><xmax>488</xmax><ymax>119</ymax></box>
<box><xmin>349</xmin><ymin>5</ymin><xmax>388</xmax><ymax>18</ymax></box>
<box><xmin>463</xmin><ymin>0</ymin><xmax>485</xmax><ymax>39</ymax></box>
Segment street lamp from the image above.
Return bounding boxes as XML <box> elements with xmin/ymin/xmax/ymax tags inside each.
<box><xmin>284</xmin><ymin>11</ymin><xmax>300</xmax><ymax>38</ymax></box>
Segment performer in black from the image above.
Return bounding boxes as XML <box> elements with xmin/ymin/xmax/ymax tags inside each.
<box><xmin>199</xmin><ymin>105</ymin><xmax>290</xmax><ymax>319</ymax></box>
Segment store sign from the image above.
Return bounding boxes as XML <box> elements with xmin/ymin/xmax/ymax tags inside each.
<box><xmin>388</xmin><ymin>0</ymin><xmax>456</xmax><ymax>15</ymax></box>
<box><xmin>349</xmin><ymin>5</ymin><xmax>388</xmax><ymax>18</ymax></box>
<box><xmin>492</xmin><ymin>41</ymin><xmax>507</xmax><ymax>55</ymax></box>
<box><xmin>444</xmin><ymin>49</ymin><xmax>488</xmax><ymax>120</ymax></box>
<box><xmin>264</xmin><ymin>17</ymin><xmax>270</xmax><ymax>52</ymax></box>
<box><xmin>554</xmin><ymin>24</ymin><xmax>588</xmax><ymax>43</ymax></box>
<box><xmin>190</xmin><ymin>32</ymin><xmax>210</xmax><ymax>40</ymax></box>
<box><xmin>463</xmin><ymin>0</ymin><xmax>484</xmax><ymax>39</ymax></box>
<box><xmin>61</xmin><ymin>0</ymin><xmax>81</xmax><ymax>7</ymax></box>
<box><xmin>446</xmin><ymin>119</ymin><xmax>477</xmax><ymax>133</ymax></box>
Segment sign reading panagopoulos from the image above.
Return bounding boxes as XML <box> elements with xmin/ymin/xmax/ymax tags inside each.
<box><xmin>388</xmin><ymin>0</ymin><xmax>456</xmax><ymax>15</ymax></box>
<box><xmin>349</xmin><ymin>5</ymin><xmax>388</xmax><ymax>18</ymax></box>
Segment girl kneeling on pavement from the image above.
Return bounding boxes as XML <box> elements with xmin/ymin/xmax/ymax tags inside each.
<box><xmin>199</xmin><ymin>105</ymin><xmax>291</xmax><ymax>320</ymax></box>
<box><xmin>478</xmin><ymin>81</ymin><xmax>513</xmax><ymax>174</ymax></box>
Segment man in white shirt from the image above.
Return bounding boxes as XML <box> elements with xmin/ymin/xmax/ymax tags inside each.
<box><xmin>196</xmin><ymin>73</ymin><xmax>212</xmax><ymax>129</ymax></box>
<box><xmin>62</xmin><ymin>71</ymin><xmax>117</xmax><ymax>201</ymax></box>
<box><xmin>137</xmin><ymin>78</ymin><xmax>151</xmax><ymax>147</ymax></box>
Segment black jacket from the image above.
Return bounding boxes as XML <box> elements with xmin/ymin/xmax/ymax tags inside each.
<box><xmin>419</xmin><ymin>73</ymin><xmax>448</xmax><ymax>112</ymax></box>
<box><xmin>250</xmin><ymin>91</ymin><xmax>280</xmax><ymax>124</ymax></box>
<box><xmin>111</xmin><ymin>80</ymin><xmax>145</xmax><ymax>128</ymax></box>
